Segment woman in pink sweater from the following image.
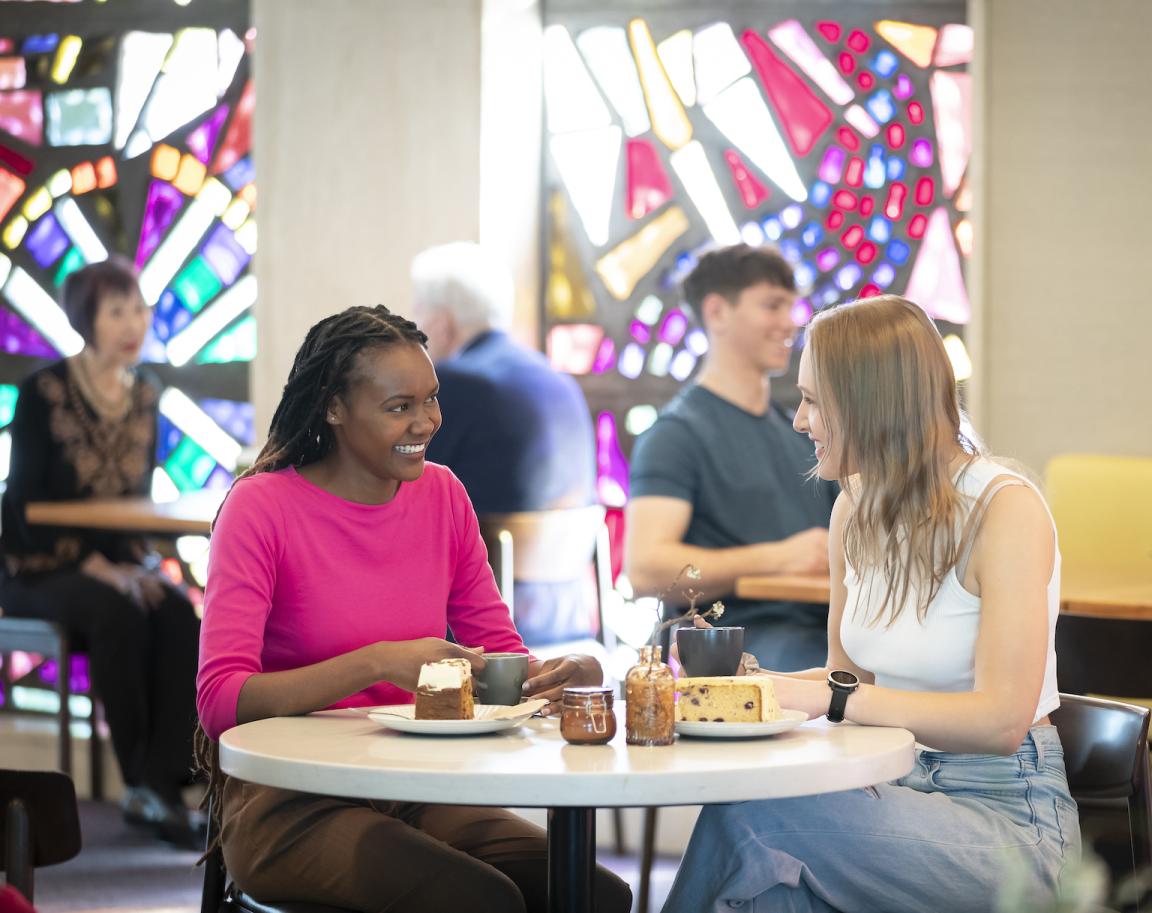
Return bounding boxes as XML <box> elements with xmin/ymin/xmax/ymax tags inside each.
<box><xmin>195</xmin><ymin>305</ymin><xmax>630</xmax><ymax>913</ymax></box>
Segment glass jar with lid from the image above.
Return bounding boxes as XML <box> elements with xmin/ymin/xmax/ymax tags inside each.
<box><xmin>625</xmin><ymin>645</ymin><xmax>675</xmax><ymax>746</ymax></box>
<box><xmin>560</xmin><ymin>686</ymin><xmax>617</xmax><ymax>745</ymax></box>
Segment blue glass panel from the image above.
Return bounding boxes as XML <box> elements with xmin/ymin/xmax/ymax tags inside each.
<box><xmin>25</xmin><ymin>214</ymin><xmax>69</xmax><ymax>268</ymax></box>
<box><xmin>761</xmin><ymin>217</ymin><xmax>783</xmax><ymax>240</ymax></box>
<box><xmin>198</xmin><ymin>397</ymin><xmax>255</xmax><ymax>445</ymax></box>
<box><xmin>865</xmin><ymin>89</ymin><xmax>895</xmax><ymax>124</ymax></box>
<box><xmin>872</xmin><ymin>262</ymin><xmax>897</xmax><ymax>288</ymax></box>
<box><xmin>809</xmin><ymin>180</ymin><xmax>832</xmax><ymax>207</ymax></box>
<box><xmin>780</xmin><ymin>239</ymin><xmax>803</xmax><ymax>263</ymax></box>
<box><xmin>800</xmin><ymin>222</ymin><xmax>823</xmax><ymax>248</ymax></box>
<box><xmin>867</xmin><ymin>217</ymin><xmax>891</xmax><ymax>243</ymax></box>
<box><xmin>152</xmin><ymin>288</ymin><xmax>190</xmax><ymax>342</ymax></box>
<box><xmin>22</xmin><ymin>34</ymin><xmax>59</xmax><ymax>54</ymax></box>
<box><xmin>886</xmin><ymin>156</ymin><xmax>906</xmax><ymax>180</ymax></box>
<box><xmin>872</xmin><ymin>50</ymin><xmax>899</xmax><ymax>77</ymax></box>
<box><xmin>836</xmin><ymin>264</ymin><xmax>862</xmax><ymax>290</ymax></box>
<box><xmin>793</xmin><ymin>261</ymin><xmax>816</xmax><ymax>289</ymax></box>
<box><xmin>887</xmin><ymin>239</ymin><xmax>911</xmax><ymax>264</ymax></box>
<box><xmin>156</xmin><ymin>414</ymin><xmax>183</xmax><ymax>463</ymax></box>
<box><xmin>222</xmin><ymin>156</ymin><xmax>254</xmax><ymax>191</ymax></box>
<box><xmin>201</xmin><ymin>224</ymin><xmax>250</xmax><ymax>286</ymax></box>
<box><xmin>864</xmin><ymin>145</ymin><xmax>886</xmax><ymax>189</ymax></box>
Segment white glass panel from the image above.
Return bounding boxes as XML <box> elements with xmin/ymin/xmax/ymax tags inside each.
<box><xmin>543</xmin><ymin>25</ymin><xmax>611</xmax><ymax>134</ymax></box>
<box><xmin>692</xmin><ymin>22</ymin><xmax>750</xmax><ymax>106</ymax></box>
<box><xmin>930</xmin><ymin>71</ymin><xmax>971</xmax><ymax>196</ymax></box>
<box><xmin>904</xmin><ymin>207</ymin><xmax>969</xmax><ymax>324</ymax></box>
<box><xmin>139</xmin><ymin>28</ymin><xmax>218</xmax><ymax>143</ymax></box>
<box><xmin>669</xmin><ymin>140</ymin><xmax>740</xmax><ymax>244</ymax></box>
<box><xmin>115</xmin><ymin>31</ymin><xmax>172</xmax><ymax>149</ymax></box>
<box><xmin>656</xmin><ymin>29</ymin><xmax>695</xmax><ymax>107</ymax></box>
<box><xmin>767</xmin><ymin>20</ymin><xmax>854</xmax><ymax>105</ymax></box>
<box><xmin>576</xmin><ymin>27</ymin><xmax>650</xmax><ymax>137</ymax></box>
<box><xmin>549</xmin><ymin>126</ymin><xmax>621</xmax><ymax>248</ymax></box>
<box><xmin>2</xmin><ymin>266</ymin><xmax>84</xmax><ymax>355</ymax></box>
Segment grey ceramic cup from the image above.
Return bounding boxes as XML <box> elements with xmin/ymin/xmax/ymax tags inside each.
<box><xmin>474</xmin><ymin>652</ymin><xmax>530</xmax><ymax>705</ymax></box>
<box><xmin>676</xmin><ymin>626</ymin><xmax>746</xmax><ymax>677</ymax></box>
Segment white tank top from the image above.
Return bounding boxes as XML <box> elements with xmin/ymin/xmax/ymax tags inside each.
<box><xmin>840</xmin><ymin>458</ymin><xmax>1061</xmax><ymax>724</ymax></box>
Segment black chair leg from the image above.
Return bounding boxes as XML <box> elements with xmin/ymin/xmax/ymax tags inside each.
<box><xmin>610</xmin><ymin>807</ymin><xmax>625</xmax><ymax>855</ymax></box>
<box><xmin>89</xmin><ymin>698</ymin><xmax>105</xmax><ymax>801</ymax></box>
<box><xmin>637</xmin><ymin>807</ymin><xmax>658</xmax><ymax>913</ymax></box>
<box><xmin>5</xmin><ymin>796</ymin><xmax>34</xmax><ymax>902</ymax></box>
<box><xmin>57</xmin><ymin>644</ymin><xmax>72</xmax><ymax>780</ymax></box>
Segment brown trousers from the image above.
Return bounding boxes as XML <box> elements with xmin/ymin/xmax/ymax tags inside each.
<box><xmin>221</xmin><ymin>778</ymin><xmax>632</xmax><ymax>913</ymax></box>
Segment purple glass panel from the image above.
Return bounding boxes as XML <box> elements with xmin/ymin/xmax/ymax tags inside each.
<box><xmin>894</xmin><ymin>74</ymin><xmax>914</xmax><ymax>100</ymax></box>
<box><xmin>629</xmin><ymin>320</ymin><xmax>650</xmax><ymax>345</ymax></box>
<box><xmin>791</xmin><ymin>297</ymin><xmax>813</xmax><ymax>326</ymax></box>
<box><xmin>658</xmin><ymin>310</ymin><xmax>687</xmax><ymax>346</ymax></box>
<box><xmin>201</xmin><ymin>224</ymin><xmax>250</xmax><ymax>285</ymax></box>
<box><xmin>186</xmin><ymin>105</ymin><xmax>230</xmax><ymax>164</ymax></box>
<box><xmin>816</xmin><ymin>247</ymin><xmax>840</xmax><ymax>271</ymax></box>
<box><xmin>0</xmin><ymin>305</ymin><xmax>58</xmax><ymax>357</ymax></box>
<box><xmin>591</xmin><ymin>337</ymin><xmax>615</xmax><ymax>374</ymax></box>
<box><xmin>25</xmin><ymin>213</ymin><xmax>69</xmax><ymax>268</ymax></box>
<box><xmin>198</xmin><ymin>396</ymin><xmax>255</xmax><ymax>445</ymax></box>
<box><xmin>204</xmin><ymin>464</ymin><xmax>235</xmax><ymax>491</ymax></box>
<box><xmin>595</xmin><ymin>411</ymin><xmax>630</xmax><ymax>507</ymax></box>
<box><xmin>136</xmin><ymin>180</ymin><xmax>184</xmax><ymax>268</ymax></box>
<box><xmin>909</xmin><ymin>138</ymin><xmax>933</xmax><ymax>168</ymax></box>
<box><xmin>818</xmin><ymin>146</ymin><xmax>845</xmax><ymax>183</ymax></box>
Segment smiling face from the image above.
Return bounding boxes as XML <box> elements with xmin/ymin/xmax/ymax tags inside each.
<box><xmin>707</xmin><ymin>280</ymin><xmax>797</xmax><ymax>376</ymax></box>
<box><xmin>794</xmin><ymin>344</ymin><xmax>840</xmax><ymax>481</ymax></box>
<box><xmin>326</xmin><ymin>342</ymin><xmax>442</xmax><ymax>494</ymax></box>
<box><xmin>90</xmin><ymin>288</ymin><xmax>151</xmax><ymax>368</ymax></box>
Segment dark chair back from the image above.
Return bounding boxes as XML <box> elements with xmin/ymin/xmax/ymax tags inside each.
<box><xmin>0</xmin><ymin>768</ymin><xmax>82</xmax><ymax>902</ymax></box>
<box><xmin>1051</xmin><ymin>693</ymin><xmax>1152</xmax><ymax>902</ymax></box>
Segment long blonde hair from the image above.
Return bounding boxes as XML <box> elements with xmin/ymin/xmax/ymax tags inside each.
<box><xmin>806</xmin><ymin>295</ymin><xmax>978</xmax><ymax>626</ymax></box>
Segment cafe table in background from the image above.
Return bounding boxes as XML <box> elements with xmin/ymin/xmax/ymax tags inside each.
<box><xmin>26</xmin><ymin>490</ymin><xmax>225</xmax><ymax>537</ymax></box>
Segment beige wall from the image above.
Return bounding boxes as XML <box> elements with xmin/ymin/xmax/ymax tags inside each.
<box><xmin>971</xmin><ymin>0</ymin><xmax>1152</xmax><ymax>475</ymax></box>
<box><xmin>252</xmin><ymin>0</ymin><xmax>483</xmax><ymax>434</ymax></box>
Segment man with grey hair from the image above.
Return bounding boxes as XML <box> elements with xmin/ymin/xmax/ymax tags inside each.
<box><xmin>410</xmin><ymin>242</ymin><xmax>597</xmax><ymax>646</ymax></box>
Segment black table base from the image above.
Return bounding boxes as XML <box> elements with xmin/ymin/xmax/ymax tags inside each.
<box><xmin>547</xmin><ymin>806</ymin><xmax>595</xmax><ymax>913</ymax></box>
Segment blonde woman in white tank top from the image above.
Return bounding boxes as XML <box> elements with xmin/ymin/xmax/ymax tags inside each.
<box><xmin>663</xmin><ymin>297</ymin><xmax>1079</xmax><ymax>913</ymax></box>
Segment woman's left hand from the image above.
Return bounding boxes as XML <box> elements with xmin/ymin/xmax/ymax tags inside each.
<box><xmin>523</xmin><ymin>654</ymin><xmax>603</xmax><ymax>716</ymax></box>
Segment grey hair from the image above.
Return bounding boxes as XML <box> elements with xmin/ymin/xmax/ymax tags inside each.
<box><xmin>410</xmin><ymin>241</ymin><xmax>514</xmax><ymax>330</ymax></box>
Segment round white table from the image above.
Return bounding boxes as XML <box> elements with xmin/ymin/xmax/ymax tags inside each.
<box><xmin>220</xmin><ymin>709</ymin><xmax>914</xmax><ymax>913</ymax></box>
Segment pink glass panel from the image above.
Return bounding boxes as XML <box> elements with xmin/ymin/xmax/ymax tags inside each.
<box><xmin>0</xmin><ymin>166</ymin><xmax>23</xmax><ymax>221</ymax></box>
<box><xmin>905</xmin><ymin>206</ymin><xmax>969</xmax><ymax>324</ymax></box>
<box><xmin>592</xmin><ymin>337</ymin><xmax>615</xmax><ymax>374</ymax></box>
<box><xmin>0</xmin><ymin>89</ymin><xmax>42</xmax><ymax>145</ymax></box>
<box><xmin>910</xmin><ymin>137</ymin><xmax>933</xmax><ymax>168</ymax></box>
<box><xmin>931</xmin><ymin>71</ymin><xmax>972</xmax><ymax>195</ymax></box>
<box><xmin>832</xmin><ymin>189</ymin><xmax>857</xmax><ymax>210</ymax></box>
<box><xmin>0</xmin><ymin>58</ymin><xmax>25</xmax><ymax>90</ymax></box>
<box><xmin>934</xmin><ymin>24</ymin><xmax>973</xmax><ymax>67</ymax></box>
<box><xmin>816</xmin><ymin>22</ymin><xmax>842</xmax><ymax>43</ymax></box>
<box><xmin>722</xmin><ymin>148</ymin><xmax>769</xmax><ymax>209</ymax></box>
<box><xmin>826</xmin><ymin>210</ymin><xmax>844</xmax><ymax>229</ymax></box>
<box><xmin>859</xmin><ymin>195</ymin><xmax>874</xmax><ymax>217</ymax></box>
<box><xmin>907</xmin><ymin>101</ymin><xmax>924</xmax><ymax>124</ymax></box>
<box><xmin>915</xmin><ymin>176</ymin><xmax>935</xmax><ymax>206</ymax></box>
<box><xmin>837</xmin><ymin>126</ymin><xmax>860</xmax><ymax>151</ymax></box>
<box><xmin>841</xmin><ymin>225</ymin><xmax>863</xmax><ymax>248</ymax></box>
<box><xmin>659</xmin><ymin>309</ymin><xmax>688</xmax><ymax>346</ymax></box>
<box><xmin>136</xmin><ymin>180</ymin><xmax>185</xmax><ymax>268</ymax></box>
<box><xmin>211</xmin><ymin>80</ymin><xmax>253</xmax><ymax>176</ymax></box>
<box><xmin>856</xmin><ymin>241</ymin><xmax>877</xmax><ymax>265</ymax></box>
<box><xmin>844</xmin><ymin>156</ymin><xmax>863</xmax><ymax>187</ymax></box>
<box><xmin>859</xmin><ymin>283</ymin><xmax>881</xmax><ymax>298</ymax></box>
<box><xmin>596</xmin><ymin>412</ymin><xmax>630</xmax><ymax>507</ymax></box>
<box><xmin>908</xmin><ymin>213</ymin><xmax>927</xmax><ymax>238</ymax></box>
<box><xmin>630</xmin><ymin>320</ymin><xmax>650</xmax><ymax>344</ymax></box>
<box><xmin>884</xmin><ymin>182</ymin><xmax>907</xmax><ymax>220</ymax></box>
<box><xmin>846</xmin><ymin>30</ymin><xmax>870</xmax><ymax>52</ymax></box>
<box><xmin>0</xmin><ymin>141</ymin><xmax>33</xmax><ymax>175</ymax></box>
<box><xmin>857</xmin><ymin>71</ymin><xmax>874</xmax><ymax>90</ymax></box>
<box><xmin>818</xmin><ymin>146</ymin><xmax>845</xmax><ymax>183</ymax></box>
<box><xmin>626</xmin><ymin>138</ymin><xmax>672</xmax><ymax>220</ymax></box>
<box><xmin>886</xmin><ymin>123</ymin><xmax>905</xmax><ymax>149</ymax></box>
<box><xmin>547</xmin><ymin>324</ymin><xmax>604</xmax><ymax>375</ymax></box>
<box><xmin>187</xmin><ymin>104</ymin><xmax>229</xmax><ymax>165</ymax></box>
<box><xmin>837</xmin><ymin>51</ymin><xmax>855</xmax><ymax>74</ymax></box>
<box><xmin>894</xmin><ymin>74</ymin><xmax>914</xmax><ymax>99</ymax></box>
<box><xmin>791</xmin><ymin>298</ymin><xmax>812</xmax><ymax>326</ymax></box>
<box><xmin>741</xmin><ymin>30</ymin><xmax>833</xmax><ymax>157</ymax></box>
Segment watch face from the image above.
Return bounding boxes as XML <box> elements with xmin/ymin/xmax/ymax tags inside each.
<box><xmin>830</xmin><ymin>670</ymin><xmax>858</xmax><ymax>687</ymax></box>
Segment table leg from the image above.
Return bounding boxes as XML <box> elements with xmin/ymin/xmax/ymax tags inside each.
<box><xmin>547</xmin><ymin>806</ymin><xmax>595</xmax><ymax>913</ymax></box>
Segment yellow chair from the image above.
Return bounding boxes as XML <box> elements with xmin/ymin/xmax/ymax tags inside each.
<box><xmin>1045</xmin><ymin>454</ymin><xmax>1152</xmax><ymax>709</ymax></box>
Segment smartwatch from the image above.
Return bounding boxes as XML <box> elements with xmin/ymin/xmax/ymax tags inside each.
<box><xmin>826</xmin><ymin>670</ymin><xmax>860</xmax><ymax>723</ymax></box>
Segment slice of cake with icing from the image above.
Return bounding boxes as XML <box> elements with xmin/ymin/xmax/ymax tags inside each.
<box><xmin>676</xmin><ymin>675</ymin><xmax>780</xmax><ymax>723</ymax></box>
<box><xmin>414</xmin><ymin>658</ymin><xmax>475</xmax><ymax>720</ymax></box>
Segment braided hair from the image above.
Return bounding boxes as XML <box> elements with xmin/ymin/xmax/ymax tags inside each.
<box><xmin>194</xmin><ymin>304</ymin><xmax>427</xmax><ymax>859</ymax></box>
<box><xmin>245</xmin><ymin>304</ymin><xmax>428</xmax><ymax>479</ymax></box>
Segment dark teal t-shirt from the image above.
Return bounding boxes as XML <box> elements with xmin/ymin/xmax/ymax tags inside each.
<box><xmin>629</xmin><ymin>384</ymin><xmax>838</xmax><ymax>626</ymax></box>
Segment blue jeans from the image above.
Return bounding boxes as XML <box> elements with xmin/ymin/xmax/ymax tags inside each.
<box><xmin>662</xmin><ymin>726</ymin><xmax>1080</xmax><ymax>913</ymax></box>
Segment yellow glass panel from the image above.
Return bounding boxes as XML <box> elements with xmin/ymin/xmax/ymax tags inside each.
<box><xmin>546</xmin><ymin>192</ymin><xmax>597</xmax><ymax>321</ymax></box>
<box><xmin>173</xmin><ymin>153</ymin><xmax>207</xmax><ymax>195</ymax></box>
<box><xmin>942</xmin><ymin>334</ymin><xmax>971</xmax><ymax>382</ymax></box>
<box><xmin>3</xmin><ymin>215</ymin><xmax>28</xmax><ymax>249</ymax></box>
<box><xmin>222</xmin><ymin>198</ymin><xmax>250</xmax><ymax>230</ymax></box>
<box><xmin>628</xmin><ymin>19</ymin><xmax>692</xmax><ymax>151</ymax></box>
<box><xmin>151</xmin><ymin>143</ymin><xmax>180</xmax><ymax>180</ymax></box>
<box><xmin>955</xmin><ymin>218</ymin><xmax>972</xmax><ymax>256</ymax></box>
<box><xmin>51</xmin><ymin>35</ymin><xmax>82</xmax><ymax>84</ymax></box>
<box><xmin>47</xmin><ymin>169</ymin><xmax>72</xmax><ymax>197</ymax></box>
<box><xmin>238</xmin><ymin>183</ymin><xmax>257</xmax><ymax>208</ymax></box>
<box><xmin>874</xmin><ymin>20</ymin><xmax>937</xmax><ymax>69</ymax></box>
<box><xmin>21</xmin><ymin>187</ymin><xmax>52</xmax><ymax>221</ymax></box>
<box><xmin>596</xmin><ymin>205</ymin><xmax>689</xmax><ymax>300</ymax></box>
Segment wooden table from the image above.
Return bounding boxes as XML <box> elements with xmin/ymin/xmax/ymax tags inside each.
<box><xmin>736</xmin><ymin>567</ymin><xmax>1152</xmax><ymax>622</ymax></box>
<box><xmin>220</xmin><ymin>709</ymin><xmax>914</xmax><ymax>913</ymax></box>
<box><xmin>26</xmin><ymin>491</ymin><xmax>225</xmax><ymax>536</ymax></box>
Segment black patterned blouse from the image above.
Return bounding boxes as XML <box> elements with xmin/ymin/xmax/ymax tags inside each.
<box><xmin>1</xmin><ymin>359</ymin><xmax>160</xmax><ymax>578</ymax></box>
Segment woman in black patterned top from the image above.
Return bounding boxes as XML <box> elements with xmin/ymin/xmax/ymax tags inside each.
<box><xmin>0</xmin><ymin>257</ymin><xmax>202</xmax><ymax>846</ymax></box>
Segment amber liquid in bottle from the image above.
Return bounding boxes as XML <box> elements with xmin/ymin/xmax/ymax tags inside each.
<box><xmin>625</xmin><ymin>645</ymin><xmax>675</xmax><ymax>746</ymax></box>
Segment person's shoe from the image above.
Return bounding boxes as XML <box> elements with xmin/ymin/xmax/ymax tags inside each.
<box><xmin>121</xmin><ymin>786</ymin><xmax>206</xmax><ymax>850</ymax></box>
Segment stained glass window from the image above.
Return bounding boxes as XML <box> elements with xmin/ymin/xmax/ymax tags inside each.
<box><xmin>0</xmin><ymin>0</ymin><xmax>254</xmax><ymax>495</ymax></box>
<box><xmin>543</xmin><ymin>5</ymin><xmax>970</xmax><ymax>507</ymax></box>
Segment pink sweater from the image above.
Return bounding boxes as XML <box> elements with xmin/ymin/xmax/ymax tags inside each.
<box><xmin>196</xmin><ymin>463</ymin><xmax>527</xmax><ymax>740</ymax></box>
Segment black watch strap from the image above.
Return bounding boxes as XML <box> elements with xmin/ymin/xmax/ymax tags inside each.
<box><xmin>827</xmin><ymin>687</ymin><xmax>851</xmax><ymax>723</ymax></box>
<box><xmin>827</xmin><ymin>670</ymin><xmax>859</xmax><ymax>723</ymax></box>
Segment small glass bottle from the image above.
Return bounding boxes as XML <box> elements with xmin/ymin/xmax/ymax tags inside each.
<box><xmin>560</xmin><ymin>687</ymin><xmax>617</xmax><ymax>745</ymax></box>
<box><xmin>625</xmin><ymin>645</ymin><xmax>675</xmax><ymax>746</ymax></box>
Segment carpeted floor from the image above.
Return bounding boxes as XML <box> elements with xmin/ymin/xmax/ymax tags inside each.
<box><xmin>28</xmin><ymin>800</ymin><xmax>679</xmax><ymax>913</ymax></box>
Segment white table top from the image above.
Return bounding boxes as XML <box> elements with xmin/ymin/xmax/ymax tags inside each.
<box><xmin>219</xmin><ymin>709</ymin><xmax>915</xmax><ymax>808</ymax></box>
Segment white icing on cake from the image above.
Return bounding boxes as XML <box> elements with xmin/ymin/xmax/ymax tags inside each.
<box><xmin>417</xmin><ymin>658</ymin><xmax>470</xmax><ymax>691</ymax></box>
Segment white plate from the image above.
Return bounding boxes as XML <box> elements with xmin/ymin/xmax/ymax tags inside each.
<box><xmin>675</xmin><ymin>708</ymin><xmax>809</xmax><ymax>739</ymax></box>
<box><xmin>367</xmin><ymin>704</ymin><xmax>536</xmax><ymax>736</ymax></box>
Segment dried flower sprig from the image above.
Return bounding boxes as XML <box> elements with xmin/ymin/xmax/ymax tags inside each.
<box><xmin>649</xmin><ymin>564</ymin><xmax>726</xmax><ymax>645</ymax></box>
